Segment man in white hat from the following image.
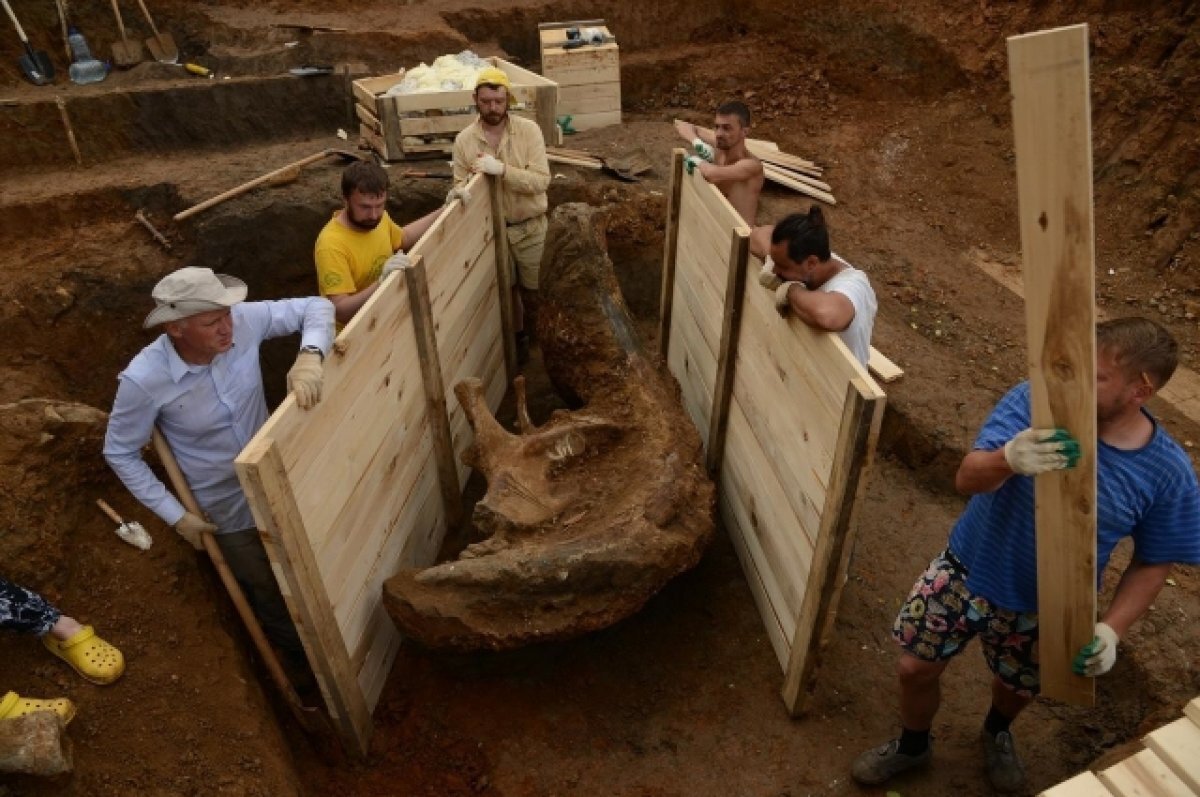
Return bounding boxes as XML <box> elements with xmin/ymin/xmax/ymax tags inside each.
<box><xmin>103</xmin><ymin>267</ymin><xmax>334</xmax><ymax>685</ymax></box>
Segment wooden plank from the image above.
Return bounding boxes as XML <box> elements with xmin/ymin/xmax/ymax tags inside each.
<box><xmin>547</xmin><ymin>152</ymin><xmax>603</xmax><ymax>168</ymax></box>
<box><xmin>1009</xmin><ymin>23</ymin><xmax>1097</xmax><ymax>707</ymax></box>
<box><xmin>1144</xmin><ymin>718</ymin><xmax>1200</xmax><ymax>793</ymax></box>
<box><xmin>782</xmin><ymin>380</ymin><xmax>885</xmax><ymax>714</ymax></box>
<box><xmin>498</xmin><ymin>57</ymin><xmax>558</xmax><ymax>88</ymax></box>
<box><xmin>489</xmin><ymin>174</ymin><xmax>518</xmax><ymax>383</ymax></box>
<box><xmin>1099</xmin><ymin>748</ymin><xmax>1196</xmax><ymax>797</ymax></box>
<box><xmin>763</xmin><ymin>163</ymin><xmax>837</xmax><ymax>205</ymax></box>
<box><xmin>542</xmin><ymin>57</ymin><xmax>620</xmax><ymax>88</ymax></box>
<box><xmin>658</xmin><ymin>149</ymin><xmax>685</xmax><ymax>360</ymax></box>
<box><xmin>868</xmin><ymin>347</ymin><xmax>904</xmax><ymax>383</ymax></box>
<box><xmin>558</xmin><ymin>82</ymin><xmax>621</xmax><ymax>115</ymax></box>
<box><xmin>569</xmin><ymin>109</ymin><xmax>622</xmax><ymax>131</ymax></box>
<box><xmin>538</xmin><ymin>19</ymin><xmax>608</xmax><ymax>32</ymax></box>
<box><xmin>404</xmin><ymin>257</ymin><xmax>464</xmax><ymax>532</ymax></box>
<box><xmin>1184</xmin><ymin>697</ymin><xmax>1200</xmax><ymax>727</ymax></box>
<box><xmin>705</xmin><ymin>228</ymin><xmax>750</xmax><ymax>475</ymax></box>
<box><xmin>236</xmin><ymin>439</ymin><xmax>375</xmax><ymax>757</ymax></box>
<box><xmin>399</xmin><ymin>113</ymin><xmax>477</xmax><ymax>137</ymax></box>
<box><xmin>355</xmin><ymin>103</ymin><xmax>381</xmax><ymax>134</ymax></box>
<box><xmin>667</xmin><ymin>296</ymin><xmax>716</xmax><ymax>444</ymax></box>
<box><xmin>534</xmin><ymin>84</ymin><xmax>559</xmax><ymax>147</ymax></box>
<box><xmin>1039</xmin><ymin>771</ymin><xmax>1117</xmax><ymax>797</ymax></box>
<box><xmin>359</xmin><ymin>123</ymin><xmax>390</xmax><ymax>161</ymax></box>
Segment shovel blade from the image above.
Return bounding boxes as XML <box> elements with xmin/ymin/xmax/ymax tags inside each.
<box><xmin>145</xmin><ymin>32</ymin><xmax>178</xmax><ymax>63</ymax></box>
<box><xmin>19</xmin><ymin>50</ymin><xmax>54</xmax><ymax>85</ymax></box>
<box><xmin>111</xmin><ymin>37</ymin><xmax>144</xmax><ymax>67</ymax></box>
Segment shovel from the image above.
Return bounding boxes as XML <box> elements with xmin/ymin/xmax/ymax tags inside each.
<box><xmin>108</xmin><ymin>0</ymin><xmax>142</xmax><ymax>68</ymax></box>
<box><xmin>134</xmin><ymin>0</ymin><xmax>176</xmax><ymax>63</ymax></box>
<box><xmin>602</xmin><ymin>146</ymin><xmax>653</xmax><ymax>182</ymax></box>
<box><xmin>96</xmin><ymin>499</ymin><xmax>153</xmax><ymax>550</ymax></box>
<box><xmin>2</xmin><ymin>0</ymin><xmax>54</xmax><ymax>85</ymax></box>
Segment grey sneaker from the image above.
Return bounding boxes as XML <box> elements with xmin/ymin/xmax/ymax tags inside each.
<box><xmin>981</xmin><ymin>729</ymin><xmax>1026</xmax><ymax>792</ymax></box>
<box><xmin>851</xmin><ymin>738</ymin><xmax>932</xmax><ymax>785</ymax></box>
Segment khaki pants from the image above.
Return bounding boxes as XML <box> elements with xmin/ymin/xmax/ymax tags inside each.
<box><xmin>506</xmin><ymin>214</ymin><xmax>548</xmax><ymax>291</ymax></box>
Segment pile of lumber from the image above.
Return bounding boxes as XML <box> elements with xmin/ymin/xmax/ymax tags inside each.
<box><xmin>546</xmin><ymin>147</ymin><xmax>603</xmax><ymax>169</ymax></box>
<box><xmin>695</xmin><ymin>125</ymin><xmax>836</xmax><ymax>205</ymax></box>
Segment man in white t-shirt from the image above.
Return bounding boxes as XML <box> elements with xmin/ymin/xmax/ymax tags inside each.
<box><xmin>750</xmin><ymin>207</ymin><xmax>876</xmax><ymax>365</ymax></box>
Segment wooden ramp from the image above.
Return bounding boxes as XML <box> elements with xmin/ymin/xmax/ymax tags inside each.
<box><xmin>658</xmin><ymin>149</ymin><xmax>886</xmax><ymax>714</ymax></box>
<box><xmin>1040</xmin><ymin>696</ymin><xmax>1200</xmax><ymax>796</ymax></box>
<box><xmin>234</xmin><ymin>173</ymin><xmax>513</xmax><ymax>756</ymax></box>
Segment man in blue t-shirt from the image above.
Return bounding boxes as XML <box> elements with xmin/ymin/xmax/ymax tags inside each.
<box><xmin>852</xmin><ymin>317</ymin><xmax>1200</xmax><ymax>793</ymax></box>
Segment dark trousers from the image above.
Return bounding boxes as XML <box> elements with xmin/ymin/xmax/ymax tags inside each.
<box><xmin>0</xmin><ymin>577</ymin><xmax>60</xmax><ymax>636</ymax></box>
<box><xmin>214</xmin><ymin>530</ymin><xmax>309</xmax><ymax>678</ymax></box>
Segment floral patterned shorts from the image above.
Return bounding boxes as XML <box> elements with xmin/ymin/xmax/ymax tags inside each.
<box><xmin>892</xmin><ymin>550</ymin><xmax>1041</xmax><ymax>696</ymax></box>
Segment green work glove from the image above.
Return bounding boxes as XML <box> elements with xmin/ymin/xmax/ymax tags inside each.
<box><xmin>1002</xmin><ymin>427</ymin><xmax>1081</xmax><ymax>475</ymax></box>
<box><xmin>684</xmin><ymin>155</ymin><xmax>703</xmax><ymax>176</ymax></box>
<box><xmin>691</xmin><ymin>138</ymin><xmax>715</xmax><ymax>162</ymax></box>
<box><xmin>1072</xmin><ymin>622</ymin><xmax>1118</xmax><ymax>676</ymax></box>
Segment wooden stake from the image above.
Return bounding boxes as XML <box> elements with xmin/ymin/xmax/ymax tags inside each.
<box><xmin>705</xmin><ymin>227</ymin><xmax>750</xmax><ymax>476</ymax></box>
<box><xmin>134</xmin><ymin>209</ymin><xmax>172</xmax><ymax>250</ymax></box>
<box><xmin>54</xmin><ymin>97</ymin><xmax>82</xmax><ymax>166</ymax></box>
<box><xmin>488</xmin><ymin>175</ymin><xmax>518</xmax><ymax>381</ymax></box>
<box><xmin>401</xmin><ymin>257</ymin><xmax>464</xmax><ymax>531</ymax></box>
<box><xmin>657</xmin><ymin>149</ymin><xmax>685</xmax><ymax>361</ymax></box>
<box><xmin>1009</xmin><ymin>23</ymin><xmax>1097</xmax><ymax>707</ymax></box>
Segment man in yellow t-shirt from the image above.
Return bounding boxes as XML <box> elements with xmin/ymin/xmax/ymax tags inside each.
<box><xmin>314</xmin><ymin>161</ymin><xmax>442</xmax><ymax>325</ymax></box>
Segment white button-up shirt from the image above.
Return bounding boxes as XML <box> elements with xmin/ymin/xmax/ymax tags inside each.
<box><xmin>104</xmin><ymin>298</ymin><xmax>334</xmax><ymax>533</ymax></box>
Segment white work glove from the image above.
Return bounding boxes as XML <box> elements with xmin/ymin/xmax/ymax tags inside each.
<box><xmin>287</xmin><ymin>350</ymin><xmax>324</xmax><ymax>410</ymax></box>
<box><xmin>775</xmin><ymin>281</ymin><xmax>802</xmax><ymax>317</ymax></box>
<box><xmin>758</xmin><ymin>255</ymin><xmax>782</xmax><ymax>290</ymax></box>
<box><xmin>472</xmin><ymin>154</ymin><xmax>505</xmax><ymax>176</ymax></box>
<box><xmin>1073</xmin><ymin>622</ymin><xmax>1119</xmax><ymax>676</ymax></box>
<box><xmin>379</xmin><ymin>251</ymin><xmax>411</xmax><ymax>281</ymax></box>
<box><xmin>445</xmin><ymin>185</ymin><xmax>471</xmax><ymax>206</ymax></box>
<box><xmin>684</xmin><ymin>155</ymin><xmax>704</xmax><ymax>176</ymax></box>
<box><xmin>691</xmin><ymin>137</ymin><xmax>715</xmax><ymax>162</ymax></box>
<box><xmin>174</xmin><ymin>511</ymin><xmax>215</xmax><ymax>551</ymax></box>
<box><xmin>1002</xmin><ymin>428</ymin><xmax>1081</xmax><ymax>476</ymax></box>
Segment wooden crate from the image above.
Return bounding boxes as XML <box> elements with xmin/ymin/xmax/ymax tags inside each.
<box><xmin>538</xmin><ymin>21</ymin><xmax>621</xmax><ymax>131</ymax></box>
<box><xmin>353</xmin><ymin>56</ymin><xmax>558</xmax><ymax>161</ymax></box>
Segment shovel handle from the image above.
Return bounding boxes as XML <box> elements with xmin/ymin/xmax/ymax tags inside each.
<box><xmin>1</xmin><ymin>0</ymin><xmax>32</xmax><ymax>46</ymax></box>
<box><xmin>133</xmin><ymin>0</ymin><xmax>162</xmax><ymax>40</ymax></box>
<box><xmin>109</xmin><ymin>0</ymin><xmax>129</xmax><ymax>39</ymax></box>
<box><xmin>173</xmin><ymin>150</ymin><xmax>334</xmax><ymax>221</ymax></box>
<box><xmin>150</xmin><ymin>428</ymin><xmax>319</xmax><ymax>725</ymax></box>
<box><xmin>96</xmin><ymin>499</ymin><xmax>125</xmax><ymax>525</ymax></box>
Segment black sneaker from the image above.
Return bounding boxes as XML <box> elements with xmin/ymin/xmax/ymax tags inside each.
<box><xmin>980</xmin><ymin>728</ymin><xmax>1025</xmax><ymax>793</ymax></box>
<box><xmin>851</xmin><ymin>738</ymin><xmax>932</xmax><ymax>785</ymax></box>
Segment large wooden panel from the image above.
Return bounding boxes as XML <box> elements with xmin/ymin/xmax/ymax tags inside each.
<box><xmin>235</xmin><ymin>174</ymin><xmax>507</xmax><ymax>756</ymax></box>
<box><xmin>1145</xmin><ymin>718</ymin><xmax>1200</xmax><ymax>793</ymax></box>
<box><xmin>1040</xmin><ymin>771</ymin><xmax>1116</xmax><ymax>797</ymax></box>
<box><xmin>1009</xmin><ymin>23</ymin><xmax>1098</xmax><ymax>707</ymax></box>
<box><xmin>1099</xmin><ymin>748</ymin><xmax>1196</xmax><ymax>797</ymax></box>
<box><xmin>662</xmin><ymin>158</ymin><xmax>886</xmax><ymax>715</ymax></box>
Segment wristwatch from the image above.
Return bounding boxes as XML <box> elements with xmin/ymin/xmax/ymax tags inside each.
<box><xmin>299</xmin><ymin>345</ymin><xmax>324</xmax><ymax>362</ymax></box>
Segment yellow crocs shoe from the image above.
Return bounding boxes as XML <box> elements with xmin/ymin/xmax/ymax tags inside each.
<box><xmin>42</xmin><ymin>625</ymin><xmax>125</xmax><ymax>685</ymax></box>
<box><xmin>0</xmin><ymin>691</ymin><xmax>76</xmax><ymax>724</ymax></box>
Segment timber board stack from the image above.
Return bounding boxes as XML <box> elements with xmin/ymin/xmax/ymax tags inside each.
<box><xmin>354</xmin><ymin>56</ymin><xmax>559</xmax><ymax>161</ymax></box>
<box><xmin>538</xmin><ymin>20</ymin><xmax>621</xmax><ymax>131</ymax></box>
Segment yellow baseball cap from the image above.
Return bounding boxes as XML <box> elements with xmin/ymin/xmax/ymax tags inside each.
<box><xmin>473</xmin><ymin>66</ymin><xmax>516</xmax><ymax>107</ymax></box>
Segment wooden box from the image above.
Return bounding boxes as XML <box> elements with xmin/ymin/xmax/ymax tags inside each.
<box><xmin>353</xmin><ymin>56</ymin><xmax>559</xmax><ymax>161</ymax></box>
<box><xmin>538</xmin><ymin>21</ymin><xmax>621</xmax><ymax>131</ymax></box>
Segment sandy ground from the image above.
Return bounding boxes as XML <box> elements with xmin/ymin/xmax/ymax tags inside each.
<box><xmin>1</xmin><ymin>0</ymin><xmax>1198</xmax><ymax>795</ymax></box>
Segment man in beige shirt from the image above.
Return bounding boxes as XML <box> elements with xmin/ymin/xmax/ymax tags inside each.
<box><xmin>451</xmin><ymin>66</ymin><xmax>551</xmax><ymax>362</ymax></box>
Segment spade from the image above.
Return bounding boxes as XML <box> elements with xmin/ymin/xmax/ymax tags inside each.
<box><xmin>2</xmin><ymin>0</ymin><xmax>55</xmax><ymax>85</ymax></box>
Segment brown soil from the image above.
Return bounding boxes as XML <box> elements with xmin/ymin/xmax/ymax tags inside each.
<box><xmin>1</xmin><ymin>1</ymin><xmax>1198</xmax><ymax>795</ymax></box>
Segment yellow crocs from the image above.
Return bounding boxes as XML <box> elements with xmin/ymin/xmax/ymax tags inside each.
<box><xmin>42</xmin><ymin>625</ymin><xmax>125</xmax><ymax>685</ymax></box>
<box><xmin>0</xmin><ymin>691</ymin><xmax>76</xmax><ymax>725</ymax></box>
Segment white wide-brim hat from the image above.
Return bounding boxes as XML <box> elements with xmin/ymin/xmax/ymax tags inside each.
<box><xmin>144</xmin><ymin>267</ymin><xmax>248</xmax><ymax>329</ymax></box>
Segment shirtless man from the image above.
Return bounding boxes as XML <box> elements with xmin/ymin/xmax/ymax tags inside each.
<box><xmin>674</xmin><ymin>101</ymin><xmax>765</xmax><ymax>224</ymax></box>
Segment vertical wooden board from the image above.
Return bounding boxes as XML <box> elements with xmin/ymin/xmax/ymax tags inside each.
<box><xmin>721</xmin><ymin>493</ymin><xmax>791</xmax><ymax>669</ymax></box>
<box><xmin>667</xmin><ymin>296</ymin><xmax>717</xmax><ymax>444</ymax></box>
<box><xmin>671</xmin><ymin>236</ymin><xmax>725</xmax><ymax>357</ymax></box>
<box><xmin>782</xmin><ymin>383</ymin><xmax>884</xmax><ymax>714</ymax></box>
<box><xmin>1039</xmin><ymin>771</ymin><xmax>1117</xmax><ymax>797</ymax></box>
<box><xmin>1144</xmin><ymin>718</ymin><xmax>1200</xmax><ymax>792</ymax></box>
<box><xmin>706</xmin><ymin>230</ymin><xmax>750</xmax><ymax>474</ymax></box>
<box><xmin>659</xmin><ymin>149</ymin><xmax>685</xmax><ymax>360</ymax></box>
<box><xmin>1009</xmin><ymin>23</ymin><xmax>1097</xmax><ymax>706</ymax></box>
<box><xmin>1184</xmin><ymin>697</ymin><xmax>1200</xmax><ymax>727</ymax></box>
<box><xmin>721</xmin><ymin>402</ymin><xmax>814</xmax><ymax>630</ymax></box>
<box><xmin>1098</xmin><ymin>748</ymin><xmax>1196</xmax><ymax>797</ymax></box>
<box><xmin>236</xmin><ymin>440</ymin><xmax>374</xmax><ymax>756</ymax></box>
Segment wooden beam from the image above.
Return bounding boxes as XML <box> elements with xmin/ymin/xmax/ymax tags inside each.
<box><xmin>1009</xmin><ymin>23</ymin><xmax>1097</xmax><ymax>707</ymax></box>
<box><xmin>236</xmin><ymin>438</ymin><xmax>375</xmax><ymax>757</ymax></box>
<box><xmin>782</xmin><ymin>379</ymin><xmax>884</xmax><ymax>714</ymax></box>
<box><xmin>867</xmin><ymin>346</ymin><xmax>904</xmax><ymax>383</ymax></box>
<box><xmin>488</xmin><ymin>174</ymin><xmax>518</xmax><ymax>381</ymax></box>
<box><xmin>658</xmin><ymin>149</ymin><xmax>685</xmax><ymax>361</ymax></box>
<box><xmin>403</xmin><ymin>257</ymin><xmax>464</xmax><ymax>531</ymax></box>
<box><xmin>705</xmin><ymin>227</ymin><xmax>750</xmax><ymax>475</ymax></box>
<box><xmin>763</xmin><ymin>163</ymin><xmax>837</xmax><ymax>205</ymax></box>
